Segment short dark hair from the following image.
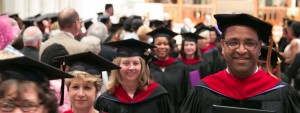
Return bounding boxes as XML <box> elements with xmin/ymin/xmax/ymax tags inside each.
<box><xmin>180</xmin><ymin>40</ymin><xmax>199</xmax><ymax>59</ymax></box>
<box><xmin>105</xmin><ymin>4</ymin><xmax>113</xmax><ymax>10</ymax></box>
<box><xmin>0</xmin><ymin>79</ymin><xmax>58</xmax><ymax>113</ymax></box>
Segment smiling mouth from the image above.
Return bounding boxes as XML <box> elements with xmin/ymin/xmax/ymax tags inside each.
<box><xmin>234</xmin><ymin>57</ymin><xmax>249</xmax><ymax>60</ymax></box>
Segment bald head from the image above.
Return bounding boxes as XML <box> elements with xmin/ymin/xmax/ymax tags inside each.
<box><xmin>23</xmin><ymin>26</ymin><xmax>42</xmax><ymax>48</ymax></box>
<box><xmin>58</xmin><ymin>8</ymin><xmax>80</xmax><ymax>35</ymax></box>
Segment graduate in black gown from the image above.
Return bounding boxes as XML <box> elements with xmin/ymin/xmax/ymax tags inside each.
<box><xmin>179</xmin><ymin>14</ymin><xmax>300</xmax><ymax>113</ymax></box>
<box><xmin>179</xmin><ymin>33</ymin><xmax>210</xmax><ymax>85</ymax></box>
<box><xmin>94</xmin><ymin>39</ymin><xmax>173</xmax><ymax>113</ymax></box>
<box><xmin>147</xmin><ymin>27</ymin><xmax>190</xmax><ymax>112</ymax></box>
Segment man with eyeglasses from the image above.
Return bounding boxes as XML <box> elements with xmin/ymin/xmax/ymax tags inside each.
<box><xmin>179</xmin><ymin>13</ymin><xmax>300</xmax><ymax>113</ymax></box>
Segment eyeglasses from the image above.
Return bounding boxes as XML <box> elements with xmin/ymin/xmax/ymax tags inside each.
<box><xmin>0</xmin><ymin>101</ymin><xmax>42</xmax><ymax>112</ymax></box>
<box><xmin>222</xmin><ymin>39</ymin><xmax>260</xmax><ymax>50</ymax></box>
<box><xmin>77</xmin><ymin>18</ymin><xmax>83</xmax><ymax>23</ymax></box>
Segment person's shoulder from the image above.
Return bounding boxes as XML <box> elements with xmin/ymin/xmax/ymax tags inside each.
<box><xmin>152</xmin><ymin>82</ymin><xmax>168</xmax><ymax>94</ymax></box>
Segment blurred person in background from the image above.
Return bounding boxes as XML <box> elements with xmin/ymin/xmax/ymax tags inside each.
<box><xmin>87</xmin><ymin>22</ymin><xmax>116</xmax><ymax>62</ymax></box>
<box><xmin>20</xmin><ymin>26</ymin><xmax>43</xmax><ymax>60</ymax></box>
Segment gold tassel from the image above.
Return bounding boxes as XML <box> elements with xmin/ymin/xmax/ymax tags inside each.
<box><xmin>266</xmin><ymin>36</ymin><xmax>278</xmax><ymax>79</ymax></box>
<box><xmin>274</xmin><ymin>43</ymin><xmax>281</xmax><ymax>79</ymax></box>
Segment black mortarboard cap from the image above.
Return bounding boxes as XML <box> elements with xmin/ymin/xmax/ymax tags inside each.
<box><xmin>97</xmin><ymin>12</ymin><xmax>104</xmax><ymax>15</ymax></box>
<box><xmin>110</xmin><ymin>23</ymin><xmax>123</xmax><ymax>33</ymax></box>
<box><xmin>105</xmin><ymin>4</ymin><xmax>113</xmax><ymax>10</ymax></box>
<box><xmin>149</xmin><ymin>20</ymin><xmax>165</xmax><ymax>28</ymax></box>
<box><xmin>36</xmin><ymin>13</ymin><xmax>58</xmax><ymax>24</ymax></box>
<box><xmin>84</xmin><ymin>18</ymin><xmax>93</xmax><ymax>30</ymax></box>
<box><xmin>0</xmin><ymin>57</ymin><xmax>73</xmax><ymax>86</ymax></box>
<box><xmin>105</xmin><ymin>39</ymin><xmax>156</xmax><ymax>63</ymax></box>
<box><xmin>146</xmin><ymin>27</ymin><xmax>178</xmax><ymax>39</ymax></box>
<box><xmin>22</xmin><ymin>18</ymin><xmax>36</xmax><ymax>28</ymax></box>
<box><xmin>54</xmin><ymin>51</ymin><xmax>120</xmax><ymax>75</ymax></box>
<box><xmin>97</xmin><ymin>14</ymin><xmax>110</xmax><ymax>24</ymax></box>
<box><xmin>34</xmin><ymin>13</ymin><xmax>41</xmax><ymax>18</ymax></box>
<box><xmin>164</xmin><ymin>20</ymin><xmax>172</xmax><ymax>29</ymax></box>
<box><xmin>181</xmin><ymin>33</ymin><xmax>204</xmax><ymax>42</ymax></box>
<box><xmin>194</xmin><ymin>22</ymin><xmax>205</xmax><ymax>29</ymax></box>
<box><xmin>214</xmin><ymin>13</ymin><xmax>273</xmax><ymax>45</ymax></box>
<box><xmin>259</xmin><ymin>46</ymin><xmax>284</xmax><ymax>67</ymax></box>
<box><xmin>132</xmin><ymin>15</ymin><xmax>142</xmax><ymax>20</ymax></box>
<box><xmin>9</xmin><ymin>13</ymin><xmax>19</xmax><ymax>19</ymax></box>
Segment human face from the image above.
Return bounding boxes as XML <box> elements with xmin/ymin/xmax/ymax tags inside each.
<box><xmin>119</xmin><ymin>56</ymin><xmax>141</xmax><ymax>82</ymax></box>
<box><xmin>197</xmin><ymin>38</ymin><xmax>209</xmax><ymax>49</ymax></box>
<box><xmin>0</xmin><ymin>84</ymin><xmax>47</xmax><ymax>113</ymax></box>
<box><xmin>183</xmin><ymin>41</ymin><xmax>197</xmax><ymax>57</ymax></box>
<box><xmin>106</xmin><ymin>7</ymin><xmax>114</xmax><ymax>16</ymax></box>
<box><xmin>209</xmin><ymin>31</ymin><xmax>217</xmax><ymax>43</ymax></box>
<box><xmin>68</xmin><ymin>77</ymin><xmax>97</xmax><ymax>110</ymax></box>
<box><xmin>221</xmin><ymin>25</ymin><xmax>261</xmax><ymax>78</ymax></box>
<box><xmin>153</xmin><ymin>37</ymin><xmax>170</xmax><ymax>60</ymax></box>
<box><xmin>73</xmin><ymin>18</ymin><xmax>82</xmax><ymax>35</ymax></box>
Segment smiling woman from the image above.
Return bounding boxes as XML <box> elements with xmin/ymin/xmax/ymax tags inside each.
<box><xmin>0</xmin><ymin>57</ymin><xmax>74</xmax><ymax>113</ymax></box>
<box><xmin>54</xmin><ymin>52</ymin><xmax>120</xmax><ymax>113</ymax></box>
<box><xmin>65</xmin><ymin>71</ymin><xmax>102</xmax><ymax>113</ymax></box>
<box><xmin>94</xmin><ymin>39</ymin><xmax>173</xmax><ymax>113</ymax></box>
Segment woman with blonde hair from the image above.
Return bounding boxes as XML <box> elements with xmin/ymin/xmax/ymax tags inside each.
<box><xmin>55</xmin><ymin>52</ymin><xmax>120</xmax><ymax>113</ymax></box>
<box><xmin>94</xmin><ymin>39</ymin><xmax>173</xmax><ymax>113</ymax></box>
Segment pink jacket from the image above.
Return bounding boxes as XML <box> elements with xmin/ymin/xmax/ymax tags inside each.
<box><xmin>50</xmin><ymin>79</ymin><xmax>70</xmax><ymax>113</ymax></box>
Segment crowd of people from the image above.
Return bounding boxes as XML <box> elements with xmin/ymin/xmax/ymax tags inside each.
<box><xmin>0</xmin><ymin>3</ymin><xmax>300</xmax><ymax>113</ymax></box>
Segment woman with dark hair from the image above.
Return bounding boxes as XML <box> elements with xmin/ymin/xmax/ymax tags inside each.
<box><xmin>147</xmin><ymin>27</ymin><xmax>190</xmax><ymax>112</ymax></box>
<box><xmin>0</xmin><ymin>57</ymin><xmax>73</xmax><ymax>113</ymax></box>
<box><xmin>0</xmin><ymin>79</ymin><xmax>58</xmax><ymax>113</ymax></box>
<box><xmin>179</xmin><ymin>33</ymin><xmax>210</xmax><ymax>85</ymax></box>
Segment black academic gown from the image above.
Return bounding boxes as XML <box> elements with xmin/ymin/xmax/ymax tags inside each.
<box><xmin>210</xmin><ymin>56</ymin><xmax>226</xmax><ymax>74</ymax></box>
<box><xmin>286</xmin><ymin>52</ymin><xmax>300</xmax><ymax>91</ymax></box>
<box><xmin>149</xmin><ymin>58</ymin><xmax>190</xmax><ymax>112</ymax></box>
<box><xmin>94</xmin><ymin>82</ymin><xmax>173</xmax><ymax>113</ymax></box>
<box><xmin>202</xmin><ymin>47</ymin><xmax>224</xmax><ymax>75</ymax></box>
<box><xmin>179</xmin><ymin>57</ymin><xmax>210</xmax><ymax>79</ymax></box>
<box><xmin>179</xmin><ymin>70</ymin><xmax>300</xmax><ymax>113</ymax></box>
